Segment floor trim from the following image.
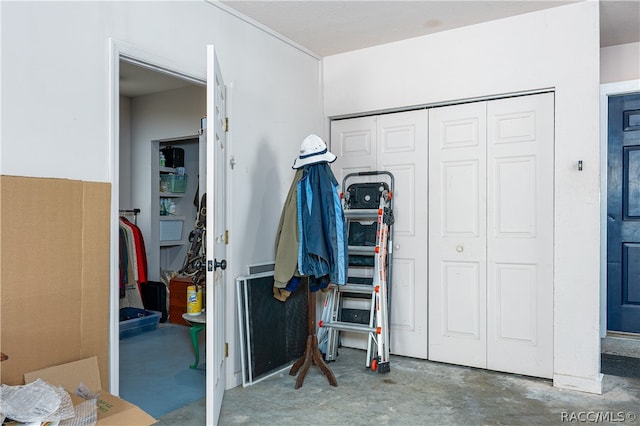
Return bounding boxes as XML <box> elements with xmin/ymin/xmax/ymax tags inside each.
<box><xmin>553</xmin><ymin>373</ymin><xmax>604</xmax><ymax>395</ymax></box>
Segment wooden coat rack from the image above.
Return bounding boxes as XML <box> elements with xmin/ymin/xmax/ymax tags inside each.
<box><xmin>289</xmin><ymin>278</ymin><xmax>337</xmax><ymax>389</ymax></box>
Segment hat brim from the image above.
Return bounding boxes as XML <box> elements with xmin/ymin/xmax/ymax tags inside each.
<box><xmin>292</xmin><ymin>152</ymin><xmax>337</xmax><ymax>169</ymax></box>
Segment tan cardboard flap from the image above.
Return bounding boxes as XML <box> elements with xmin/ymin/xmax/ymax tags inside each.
<box><xmin>24</xmin><ymin>356</ymin><xmax>156</xmax><ymax>425</ymax></box>
<box><xmin>24</xmin><ymin>356</ymin><xmax>102</xmax><ymax>393</ymax></box>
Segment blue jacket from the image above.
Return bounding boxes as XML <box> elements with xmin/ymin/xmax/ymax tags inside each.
<box><xmin>297</xmin><ymin>163</ymin><xmax>348</xmax><ymax>285</ymax></box>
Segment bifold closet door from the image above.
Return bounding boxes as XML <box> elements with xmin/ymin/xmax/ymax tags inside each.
<box><xmin>485</xmin><ymin>93</ymin><xmax>554</xmax><ymax>378</ymax></box>
<box><xmin>428</xmin><ymin>93</ymin><xmax>554</xmax><ymax>378</ymax></box>
<box><xmin>428</xmin><ymin>101</ymin><xmax>488</xmax><ymax>368</ymax></box>
<box><xmin>330</xmin><ymin>116</ymin><xmax>377</xmax><ymax>182</ymax></box>
<box><xmin>376</xmin><ymin>110</ymin><xmax>428</xmax><ymax>359</ymax></box>
<box><xmin>331</xmin><ymin>110</ymin><xmax>429</xmax><ymax>359</ymax></box>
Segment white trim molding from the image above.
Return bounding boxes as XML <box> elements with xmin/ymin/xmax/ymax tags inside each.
<box><xmin>206</xmin><ymin>0</ymin><xmax>321</xmax><ymax>60</ymax></box>
<box><xmin>554</xmin><ymin>372</ymin><xmax>604</xmax><ymax>395</ymax></box>
<box><xmin>599</xmin><ymin>79</ymin><xmax>640</xmax><ymax>339</ymax></box>
<box><xmin>107</xmin><ymin>38</ymin><xmax>207</xmax><ymax>395</ymax></box>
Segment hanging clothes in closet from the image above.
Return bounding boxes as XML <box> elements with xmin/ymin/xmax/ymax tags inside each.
<box><xmin>119</xmin><ymin>215</ymin><xmax>148</xmax><ymax>308</ymax></box>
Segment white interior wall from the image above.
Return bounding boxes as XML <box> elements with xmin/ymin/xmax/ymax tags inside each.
<box><xmin>323</xmin><ymin>1</ymin><xmax>602</xmax><ymax>393</ymax></box>
<box><xmin>119</xmin><ymin>95</ymin><xmax>132</xmax><ymax>209</ymax></box>
<box><xmin>1</xmin><ymin>0</ymin><xmax>321</xmax><ymax>391</ymax></box>
<box><xmin>130</xmin><ymin>85</ymin><xmax>205</xmax><ymax>282</ymax></box>
<box><xmin>601</xmin><ymin>42</ymin><xmax>640</xmax><ymax>84</ymax></box>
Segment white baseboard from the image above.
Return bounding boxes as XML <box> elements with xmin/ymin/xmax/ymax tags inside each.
<box><xmin>553</xmin><ymin>372</ymin><xmax>604</xmax><ymax>395</ymax></box>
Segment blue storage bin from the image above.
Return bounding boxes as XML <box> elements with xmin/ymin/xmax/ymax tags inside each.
<box><xmin>119</xmin><ymin>307</ymin><xmax>161</xmax><ymax>339</ymax></box>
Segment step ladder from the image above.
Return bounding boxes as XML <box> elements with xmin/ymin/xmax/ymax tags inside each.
<box><xmin>319</xmin><ymin>171</ymin><xmax>394</xmax><ymax>373</ymax></box>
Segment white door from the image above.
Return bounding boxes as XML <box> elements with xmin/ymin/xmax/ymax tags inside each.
<box><xmin>428</xmin><ymin>93</ymin><xmax>554</xmax><ymax>378</ymax></box>
<box><xmin>331</xmin><ymin>109</ymin><xmax>429</xmax><ymax>359</ymax></box>
<box><xmin>428</xmin><ymin>101</ymin><xmax>488</xmax><ymax>368</ymax></box>
<box><xmin>331</xmin><ymin>116</ymin><xmax>376</xmax><ymax>352</ymax></box>
<box><xmin>206</xmin><ymin>45</ymin><xmax>227</xmax><ymax>425</ymax></box>
<box><xmin>377</xmin><ymin>111</ymin><xmax>428</xmax><ymax>358</ymax></box>
<box><xmin>486</xmin><ymin>93</ymin><xmax>554</xmax><ymax>378</ymax></box>
<box><xmin>331</xmin><ymin>116</ymin><xmax>377</xmax><ymax>183</ymax></box>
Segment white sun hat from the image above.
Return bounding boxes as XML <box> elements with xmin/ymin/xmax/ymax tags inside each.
<box><xmin>292</xmin><ymin>134</ymin><xmax>337</xmax><ymax>169</ymax></box>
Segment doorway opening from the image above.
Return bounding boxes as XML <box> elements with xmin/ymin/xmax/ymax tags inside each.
<box><xmin>116</xmin><ymin>56</ymin><xmax>207</xmax><ymax>418</ymax></box>
<box><xmin>600</xmin><ymin>81</ymin><xmax>640</xmax><ymax>377</ymax></box>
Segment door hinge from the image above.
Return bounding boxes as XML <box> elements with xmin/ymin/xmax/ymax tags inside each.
<box><xmin>224</xmin><ymin>117</ymin><xmax>229</xmax><ymax>132</ymax></box>
<box><xmin>224</xmin><ymin>230</ymin><xmax>229</xmax><ymax>244</ymax></box>
<box><xmin>225</xmin><ymin>342</ymin><xmax>229</xmax><ymax>358</ymax></box>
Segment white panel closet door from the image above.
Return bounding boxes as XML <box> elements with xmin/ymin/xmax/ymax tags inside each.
<box><xmin>377</xmin><ymin>110</ymin><xmax>428</xmax><ymax>359</ymax></box>
<box><xmin>331</xmin><ymin>116</ymin><xmax>377</xmax><ymax>185</ymax></box>
<box><xmin>428</xmin><ymin>93</ymin><xmax>554</xmax><ymax>378</ymax></box>
<box><xmin>330</xmin><ymin>110</ymin><xmax>429</xmax><ymax>359</ymax></box>
<box><xmin>428</xmin><ymin>102</ymin><xmax>488</xmax><ymax>368</ymax></box>
<box><xmin>331</xmin><ymin>116</ymin><xmax>377</xmax><ymax>352</ymax></box>
<box><xmin>486</xmin><ymin>93</ymin><xmax>554</xmax><ymax>378</ymax></box>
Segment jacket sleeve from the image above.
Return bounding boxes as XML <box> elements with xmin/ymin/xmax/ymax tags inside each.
<box><xmin>273</xmin><ymin>169</ymin><xmax>304</xmax><ymax>289</ymax></box>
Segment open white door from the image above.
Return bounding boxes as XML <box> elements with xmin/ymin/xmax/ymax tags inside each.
<box><xmin>206</xmin><ymin>44</ymin><xmax>227</xmax><ymax>426</ymax></box>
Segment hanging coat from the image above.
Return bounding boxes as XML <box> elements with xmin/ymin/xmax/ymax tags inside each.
<box><xmin>120</xmin><ymin>217</ymin><xmax>148</xmax><ymax>285</ymax></box>
<box><xmin>273</xmin><ymin>168</ymin><xmax>304</xmax><ymax>290</ymax></box>
<box><xmin>297</xmin><ymin>163</ymin><xmax>348</xmax><ymax>286</ymax></box>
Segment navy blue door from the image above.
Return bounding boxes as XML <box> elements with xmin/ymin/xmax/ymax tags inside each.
<box><xmin>608</xmin><ymin>93</ymin><xmax>640</xmax><ymax>333</ymax></box>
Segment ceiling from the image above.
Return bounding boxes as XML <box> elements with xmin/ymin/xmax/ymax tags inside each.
<box><xmin>119</xmin><ymin>61</ymin><xmax>199</xmax><ymax>98</ymax></box>
<box><xmin>120</xmin><ymin>0</ymin><xmax>640</xmax><ymax>97</ymax></box>
<box><xmin>220</xmin><ymin>0</ymin><xmax>640</xmax><ymax>57</ymax></box>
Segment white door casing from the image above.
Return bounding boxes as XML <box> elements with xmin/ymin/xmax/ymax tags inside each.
<box><xmin>206</xmin><ymin>45</ymin><xmax>227</xmax><ymax>425</ymax></box>
<box><xmin>331</xmin><ymin>109</ymin><xmax>429</xmax><ymax>359</ymax></box>
<box><xmin>428</xmin><ymin>93</ymin><xmax>554</xmax><ymax>378</ymax></box>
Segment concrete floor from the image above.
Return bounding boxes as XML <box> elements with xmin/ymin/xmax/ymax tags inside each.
<box><xmin>158</xmin><ymin>346</ymin><xmax>640</xmax><ymax>425</ymax></box>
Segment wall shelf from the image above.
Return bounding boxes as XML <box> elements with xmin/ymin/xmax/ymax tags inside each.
<box><xmin>160</xmin><ymin>240</ymin><xmax>186</xmax><ymax>247</ymax></box>
<box><xmin>155</xmin><ymin>137</ymin><xmax>199</xmax><ymax>274</ymax></box>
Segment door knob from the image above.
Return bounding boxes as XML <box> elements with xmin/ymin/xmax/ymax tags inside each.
<box><xmin>456</xmin><ymin>245</ymin><xmax>464</xmax><ymax>253</ymax></box>
<box><xmin>208</xmin><ymin>259</ymin><xmax>227</xmax><ymax>271</ymax></box>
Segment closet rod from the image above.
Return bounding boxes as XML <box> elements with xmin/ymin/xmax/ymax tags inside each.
<box><xmin>119</xmin><ymin>208</ymin><xmax>141</xmax><ymax>225</ymax></box>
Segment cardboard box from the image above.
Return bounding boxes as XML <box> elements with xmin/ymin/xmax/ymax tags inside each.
<box><xmin>24</xmin><ymin>356</ymin><xmax>156</xmax><ymax>425</ymax></box>
<box><xmin>1</xmin><ymin>176</ymin><xmax>110</xmax><ymax>386</ymax></box>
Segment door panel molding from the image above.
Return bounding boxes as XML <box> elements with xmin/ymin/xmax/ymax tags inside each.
<box><xmin>331</xmin><ymin>109</ymin><xmax>428</xmax><ymax>359</ymax></box>
<box><xmin>430</xmin><ymin>93</ymin><xmax>554</xmax><ymax>378</ymax></box>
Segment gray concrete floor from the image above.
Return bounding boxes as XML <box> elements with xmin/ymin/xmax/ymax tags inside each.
<box><xmin>159</xmin><ymin>346</ymin><xmax>640</xmax><ymax>425</ymax></box>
